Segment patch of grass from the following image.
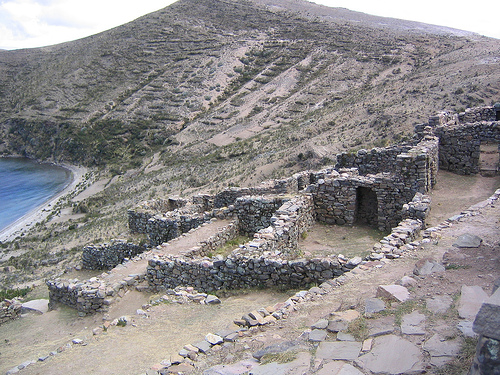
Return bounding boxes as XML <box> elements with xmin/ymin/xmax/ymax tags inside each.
<box><xmin>211</xmin><ymin>235</ymin><xmax>250</xmax><ymax>257</ymax></box>
<box><xmin>260</xmin><ymin>351</ymin><xmax>297</xmax><ymax>364</ymax></box>
<box><xmin>445</xmin><ymin>264</ymin><xmax>471</xmax><ymax>270</ymax></box>
<box><xmin>348</xmin><ymin>316</ymin><xmax>369</xmax><ymax>341</ymax></box>
<box><xmin>0</xmin><ymin>287</ymin><xmax>32</xmax><ymax>300</ymax></box>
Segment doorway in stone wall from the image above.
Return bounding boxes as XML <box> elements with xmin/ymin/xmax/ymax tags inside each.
<box><xmin>479</xmin><ymin>142</ymin><xmax>499</xmax><ymax>177</ymax></box>
<box><xmin>355</xmin><ymin>187</ymin><xmax>378</xmax><ymax>228</ymax></box>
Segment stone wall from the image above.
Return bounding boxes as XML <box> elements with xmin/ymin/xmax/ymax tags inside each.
<box><xmin>146</xmin><ymin>211</ymin><xmax>214</xmax><ymax>247</ymax></box>
<box><xmin>0</xmin><ymin>299</ymin><xmax>22</xmax><ymax>325</ymax></box>
<box><xmin>306</xmin><ymin>172</ymin><xmax>407</xmax><ymax>232</ymax></box>
<box><xmin>401</xmin><ymin>192</ymin><xmax>431</xmax><ymax>223</ymax></box>
<box><xmin>458</xmin><ymin>106</ymin><xmax>497</xmax><ymax>123</ymax></box>
<box><xmin>147</xmin><ymin>254</ymin><xmax>345</xmax><ymax>292</ymax></box>
<box><xmin>335</xmin><ymin>137</ymin><xmax>439</xmax><ymax>196</ymax></box>
<box><xmin>335</xmin><ymin>145</ymin><xmax>412</xmax><ymax>175</ymax></box>
<box><xmin>234</xmin><ymin>196</ymin><xmax>289</xmax><ymax>236</ymax></box>
<box><xmin>47</xmin><ymin>273</ymin><xmax>146</xmax><ymax>315</ymax></box>
<box><xmin>128</xmin><ymin>198</ymin><xmax>188</xmax><ymax>234</ymax></box>
<box><xmin>147</xmin><ymin>195</ymin><xmax>318</xmax><ymax>292</ymax></box>
<box><xmin>183</xmin><ymin>220</ymin><xmax>239</xmax><ymax>258</ymax></box>
<box><xmin>435</xmin><ymin>122</ymin><xmax>500</xmax><ymax>175</ymax></box>
<box><xmin>212</xmin><ymin>177</ymin><xmax>299</xmax><ymax>209</ymax></box>
<box><xmin>82</xmin><ymin>241</ymin><xmax>148</xmax><ymax>270</ymax></box>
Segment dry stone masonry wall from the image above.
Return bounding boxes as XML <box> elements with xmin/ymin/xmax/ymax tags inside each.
<box><xmin>82</xmin><ymin>241</ymin><xmax>148</xmax><ymax>270</ymax></box>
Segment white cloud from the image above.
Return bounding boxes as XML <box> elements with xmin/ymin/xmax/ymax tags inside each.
<box><xmin>0</xmin><ymin>0</ymin><xmax>498</xmax><ymax>50</ymax></box>
<box><xmin>0</xmin><ymin>0</ymin><xmax>174</xmax><ymax>50</ymax></box>
<box><xmin>312</xmin><ymin>0</ymin><xmax>500</xmax><ymax>39</ymax></box>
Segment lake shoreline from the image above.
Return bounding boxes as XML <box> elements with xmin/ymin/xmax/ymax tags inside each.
<box><xmin>0</xmin><ymin>160</ymin><xmax>88</xmax><ymax>243</ymax></box>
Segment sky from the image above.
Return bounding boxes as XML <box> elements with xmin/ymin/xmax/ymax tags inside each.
<box><xmin>0</xmin><ymin>0</ymin><xmax>499</xmax><ymax>50</ymax></box>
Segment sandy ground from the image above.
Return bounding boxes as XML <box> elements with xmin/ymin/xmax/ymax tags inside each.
<box><xmin>0</xmin><ymin>164</ymin><xmax>88</xmax><ymax>243</ymax></box>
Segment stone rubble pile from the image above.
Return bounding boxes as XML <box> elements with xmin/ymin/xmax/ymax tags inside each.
<box><xmin>0</xmin><ymin>298</ymin><xmax>22</xmax><ymax>325</ymax></box>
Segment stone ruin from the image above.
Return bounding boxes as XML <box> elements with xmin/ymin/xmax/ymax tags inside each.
<box><xmin>41</xmin><ymin>105</ymin><xmax>499</xmax><ymax>317</ymax></box>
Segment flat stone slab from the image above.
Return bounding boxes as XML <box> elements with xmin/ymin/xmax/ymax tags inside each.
<box><xmin>401</xmin><ymin>311</ymin><xmax>426</xmax><ymax>335</ymax></box>
<box><xmin>249</xmin><ymin>352</ymin><xmax>311</xmax><ymax>375</ymax></box>
<box><xmin>356</xmin><ymin>335</ymin><xmax>423</xmax><ymax>374</ymax></box>
<box><xmin>21</xmin><ymin>299</ymin><xmax>49</xmax><ymax>314</ymax></box>
<box><xmin>376</xmin><ymin>285</ymin><xmax>410</xmax><ymax>302</ymax></box>
<box><xmin>317</xmin><ymin>362</ymin><xmax>364</xmax><ymax>375</ymax></box>
<box><xmin>423</xmin><ymin>334</ymin><xmax>462</xmax><ymax>366</ymax></box>
<box><xmin>458</xmin><ymin>285</ymin><xmax>489</xmax><ymax>319</ymax></box>
<box><xmin>367</xmin><ymin>316</ymin><xmax>395</xmax><ymax>337</ymax></box>
<box><xmin>316</xmin><ymin>341</ymin><xmax>362</xmax><ymax>361</ymax></box>
<box><xmin>193</xmin><ymin>340</ymin><xmax>212</xmax><ymax>354</ymax></box>
<box><xmin>309</xmin><ymin>329</ymin><xmax>328</xmax><ymax>342</ymax></box>
<box><xmin>364</xmin><ymin>298</ymin><xmax>386</xmax><ymax>315</ymax></box>
<box><xmin>413</xmin><ymin>258</ymin><xmax>445</xmax><ymax>276</ymax></box>
<box><xmin>426</xmin><ymin>295</ymin><xmax>453</xmax><ymax>314</ymax></box>
<box><xmin>337</xmin><ymin>332</ymin><xmax>356</xmax><ymax>342</ymax></box>
<box><xmin>327</xmin><ymin>320</ymin><xmax>349</xmax><ymax>333</ymax></box>
<box><xmin>453</xmin><ymin>233</ymin><xmax>482</xmax><ymax>248</ymax></box>
<box><xmin>331</xmin><ymin>309</ymin><xmax>360</xmax><ymax>322</ymax></box>
<box><xmin>252</xmin><ymin>341</ymin><xmax>306</xmax><ymax>361</ymax></box>
<box><xmin>457</xmin><ymin>320</ymin><xmax>476</xmax><ymax>337</ymax></box>
<box><xmin>203</xmin><ymin>360</ymin><xmax>258</xmax><ymax>375</ymax></box>
<box><xmin>311</xmin><ymin>319</ymin><xmax>329</xmax><ymax>330</ymax></box>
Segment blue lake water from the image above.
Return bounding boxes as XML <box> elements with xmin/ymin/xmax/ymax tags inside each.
<box><xmin>0</xmin><ymin>158</ymin><xmax>72</xmax><ymax>233</ymax></box>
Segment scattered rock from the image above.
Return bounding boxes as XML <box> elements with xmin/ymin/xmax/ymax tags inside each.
<box><xmin>400</xmin><ymin>276</ymin><xmax>417</xmax><ymax>288</ymax></box>
<box><xmin>309</xmin><ymin>329</ymin><xmax>328</xmax><ymax>342</ymax></box>
<box><xmin>206</xmin><ymin>295</ymin><xmax>221</xmax><ymax>305</ymax></box>
<box><xmin>206</xmin><ymin>333</ymin><xmax>224</xmax><ymax>346</ymax></box>
<box><xmin>193</xmin><ymin>340</ymin><xmax>212</xmax><ymax>354</ymax></box>
<box><xmin>311</xmin><ymin>318</ymin><xmax>329</xmax><ymax>330</ymax></box>
<box><xmin>376</xmin><ymin>285</ymin><xmax>410</xmax><ymax>302</ymax></box>
<box><xmin>364</xmin><ymin>298</ymin><xmax>386</xmax><ymax>315</ymax></box>
<box><xmin>167</xmin><ymin>363</ymin><xmax>194</xmax><ymax>373</ymax></box>
<box><xmin>413</xmin><ymin>258</ymin><xmax>445</xmax><ymax>276</ymax></box>
<box><xmin>453</xmin><ymin>233</ymin><xmax>482</xmax><ymax>248</ymax></box>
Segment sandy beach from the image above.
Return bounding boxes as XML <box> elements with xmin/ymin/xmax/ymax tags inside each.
<box><xmin>0</xmin><ymin>163</ymin><xmax>88</xmax><ymax>243</ymax></box>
